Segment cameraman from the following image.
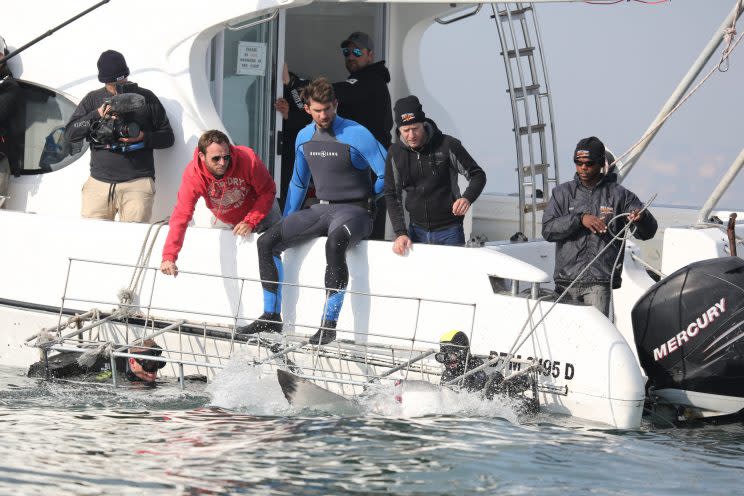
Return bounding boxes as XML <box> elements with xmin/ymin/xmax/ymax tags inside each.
<box><xmin>0</xmin><ymin>35</ymin><xmax>21</xmax><ymax>206</ymax></box>
<box><xmin>64</xmin><ymin>50</ymin><xmax>174</xmax><ymax>222</ymax></box>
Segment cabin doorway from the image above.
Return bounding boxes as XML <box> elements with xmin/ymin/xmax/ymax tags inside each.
<box><xmin>275</xmin><ymin>4</ymin><xmax>387</xmax><ymax>205</ymax></box>
<box><xmin>283</xmin><ymin>4</ymin><xmax>386</xmax><ymax>84</ymax></box>
<box><xmin>207</xmin><ymin>5</ymin><xmax>386</xmax><ymax>206</ymax></box>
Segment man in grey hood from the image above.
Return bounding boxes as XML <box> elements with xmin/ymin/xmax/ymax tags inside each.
<box><xmin>384</xmin><ymin>95</ymin><xmax>486</xmax><ymax>255</ymax></box>
<box><xmin>542</xmin><ymin>136</ymin><xmax>657</xmax><ymax>316</ymax></box>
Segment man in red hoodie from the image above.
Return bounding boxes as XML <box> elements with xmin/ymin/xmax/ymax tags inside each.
<box><xmin>160</xmin><ymin>130</ymin><xmax>279</xmax><ymax>276</ymax></box>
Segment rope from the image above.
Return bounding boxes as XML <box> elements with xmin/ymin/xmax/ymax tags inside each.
<box><xmin>118</xmin><ymin>217</ymin><xmax>169</xmax><ymax>309</ymax></box>
<box><xmin>495</xmin><ymin>194</ymin><xmax>658</xmax><ymax>376</ymax></box>
<box><xmin>719</xmin><ymin>0</ymin><xmax>743</xmax><ymax>72</ymax></box>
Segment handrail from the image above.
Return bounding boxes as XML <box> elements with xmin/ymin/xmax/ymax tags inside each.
<box><xmin>225</xmin><ymin>9</ymin><xmax>279</xmax><ymax>31</ymax></box>
<box><xmin>435</xmin><ymin>5</ymin><xmax>482</xmax><ymax>25</ymax></box>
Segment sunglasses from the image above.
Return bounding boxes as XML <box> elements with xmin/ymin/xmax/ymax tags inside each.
<box><xmin>574</xmin><ymin>160</ymin><xmax>598</xmax><ymax>168</ymax></box>
<box><xmin>342</xmin><ymin>47</ymin><xmax>364</xmax><ymax>58</ymax></box>
<box><xmin>209</xmin><ymin>154</ymin><xmax>231</xmax><ymax>164</ymax></box>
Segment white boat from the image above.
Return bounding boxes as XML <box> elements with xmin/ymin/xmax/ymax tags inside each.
<box><xmin>1</xmin><ymin>0</ymin><xmax>742</xmax><ymax>428</ymax></box>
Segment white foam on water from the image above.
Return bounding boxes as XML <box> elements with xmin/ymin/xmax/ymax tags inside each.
<box><xmin>206</xmin><ymin>356</ymin><xmax>528</xmax><ymax>422</ymax></box>
<box><xmin>360</xmin><ymin>382</ymin><xmax>524</xmax><ymax>424</ymax></box>
<box><xmin>206</xmin><ymin>353</ymin><xmax>290</xmax><ymax>415</ymax></box>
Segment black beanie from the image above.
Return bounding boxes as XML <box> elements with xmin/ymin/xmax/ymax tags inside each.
<box><xmin>394</xmin><ymin>95</ymin><xmax>426</xmax><ymax>127</ymax></box>
<box><xmin>574</xmin><ymin>136</ymin><xmax>605</xmax><ymax>166</ymax></box>
<box><xmin>97</xmin><ymin>50</ymin><xmax>129</xmax><ymax>83</ymax></box>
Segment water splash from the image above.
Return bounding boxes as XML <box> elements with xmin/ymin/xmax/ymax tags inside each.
<box><xmin>206</xmin><ymin>353</ymin><xmax>290</xmax><ymax>415</ymax></box>
<box><xmin>206</xmin><ymin>356</ymin><xmax>525</xmax><ymax>422</ymax></box>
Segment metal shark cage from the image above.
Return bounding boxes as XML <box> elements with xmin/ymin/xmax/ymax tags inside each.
<box><xmin>23</xmin><ymin>257</ymin><xmax>509</xmax><ymax>395</ymax></box>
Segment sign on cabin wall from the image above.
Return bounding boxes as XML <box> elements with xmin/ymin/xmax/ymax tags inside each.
<box><xmin>236</xmin><ymin>41</ymin><xmax>267</xmax><ymax>76</ymax></box>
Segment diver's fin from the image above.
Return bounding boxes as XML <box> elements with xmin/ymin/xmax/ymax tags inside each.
<box><xmin>276</xmin><ymin>369</ymin><xmax>361</xmax><ymax>414</ymax></box>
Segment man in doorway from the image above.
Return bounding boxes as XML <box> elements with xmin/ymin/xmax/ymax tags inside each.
<box><xmin>274</xmin><ymin>67</ymin><xmax>311</xmax><ymax>210</ymax></box>
<box><xmin>0</xmin><ymin>35</ymin><xmax>20</xmax><ymax>206</ymax></box>
<box><xmin>385</xmin><ymin>96</ymin><xmax>486</xmax><ymax>255</ymax></box>
<box><xmin>65</xmin><ymin>50</ymin><xmax>174</xmax><ymax>222</ymax></box>
<box><xmin>160</xmin><ymin>129</ymin><xmax>279</xmax><ymax>276</ymax></box>
<box><xmin>334</xmin><ymin>32</ymin><xmax>393</xmax><ymax>149</ymax></box>
<box><xmin>336</xmin><ymin>32</ymin><xmax>392</xmax><ymax>240</ymax></box>
<box><xmin>542</xmin><ymin>136</ymin><xmax>657</xmax><ymax>316</ymax></box>
<box><xmin>239</xmin><ymin>77</ymin><xmax>386</xmax><ymax>345</ymax></box>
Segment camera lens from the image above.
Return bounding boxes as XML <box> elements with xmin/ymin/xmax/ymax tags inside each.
<box><xmin>120</xmin><ymin>122</ymin><xmax>141</xmax><ymax>138</ymax></box>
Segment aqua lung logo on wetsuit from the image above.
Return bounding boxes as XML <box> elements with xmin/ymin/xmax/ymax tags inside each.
<box><xmin>309</xmin><ymin>150</ymin><xmax>339</xmax><ymax>158</ymax></box>
<box><xmin>490</xmin><ymin>351</ymin><xmax>575</xmax><ymax>380</ymax></box>
<box><xmin>652</xmin><ymin>298</ymin><xmax>727</xmax><ymax>362</ymax></box>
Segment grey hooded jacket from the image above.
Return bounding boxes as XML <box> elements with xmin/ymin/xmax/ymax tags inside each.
<box><xmin>542</xmin><ymin>171</ymin><xmax>657</xmax><ymax>288</ymax></box>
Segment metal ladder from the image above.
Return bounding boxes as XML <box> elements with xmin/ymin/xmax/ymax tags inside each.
<box><xmin>491</xmin><ymin>3</ymin><xmax>560</xmax><ymax>239</ymax></box>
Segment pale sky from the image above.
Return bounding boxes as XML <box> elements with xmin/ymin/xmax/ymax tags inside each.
<box><xmin>420</xmin><ymin>0</ymin><xmax>743</xmax><ymax>210</ymax></box>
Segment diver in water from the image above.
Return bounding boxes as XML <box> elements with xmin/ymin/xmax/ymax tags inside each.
<box><xmin>117</xmin><ymin>339</ymin><xmax>166</xmax><ymax>383</ymax></box>
<box><xmin>28</xmin><ymin>338</ymin><xmax>166</xmax><ymax>384</ymax></box>
<box><xmin>436</xmin><ymin>330</ymin><xmax>493</xmax><ymax>393</ymax></box>
<box><xmin>436</xmin><ymin>330</ymin><xmax>534</xmax><ymax>404</ymax></box>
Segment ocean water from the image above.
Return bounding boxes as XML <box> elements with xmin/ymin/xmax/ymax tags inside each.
<box><xmin>1</xmin><ymin>362</ymin><xmax>743</xmax><ymax>496</ymax></box>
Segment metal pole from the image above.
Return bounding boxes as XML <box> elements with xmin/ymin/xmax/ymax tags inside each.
<box><xmin>617</xmin><ymin>1</ymin><xmax>744</xmax><ymax>182</ymax></box>
<box><xmin>376</xmin><ymin>350</ymin><xmax>436</xmax><ymax>380</ymax></box>
<box><xmin>0</xmin><ymin>0</ymin><xmax>111</xmax><ymax>63</ymax></box>
<box><xmin>697</xmin><ymin>147</ymin><xmax>744</xmax><ymax>223</ymax></box>
<box><xmin>110</xmin><ymin>355</ymin><xmax>118</xmax><ymax>388</ymax></box>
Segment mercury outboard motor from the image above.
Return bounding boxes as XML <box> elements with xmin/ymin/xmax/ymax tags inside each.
<box><xmin>631</xmin><ymin>257</ymin><xmax>744</xmax><ymax>418</ymax></box>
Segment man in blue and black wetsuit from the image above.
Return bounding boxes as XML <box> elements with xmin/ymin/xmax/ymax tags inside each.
<box><xmin>237</xmin><ymin>77</ymin><xmax>386</xmax><ymax>345</ymax></box>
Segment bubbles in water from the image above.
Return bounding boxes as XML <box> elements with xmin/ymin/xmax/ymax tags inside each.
<box><xmin>206</xmin><ymin>353</ymin><xmax>290</xmax><ymax>415</ymax></box>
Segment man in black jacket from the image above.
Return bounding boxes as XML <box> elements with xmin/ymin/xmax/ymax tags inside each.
<box><xmin>335</xmin><ymin>32</ymin><xmax>393</xmax><ymax>149</ymax></box>
<box><xmin>542</xmin><ymin>136</ymin><xmax>657</xmax><ymax>316</ymax></box>
<box><xmin>0</xmin><ymin>35</ymin><xmax>20</xmax><ymax>205</ymax></box>
<box><xmin>384</xmin><ymin>95</ymin><xmax>486</xmax><ymax>255</ymax></box>
<box><xmin>65</xmin><ymin>50</ymin><xmax>174</xmax><ymax>222</ymax></box>
<box><xmin>336</xmin><ymin>32</ymin><xmax>392</xmax><ymax>240</ymax></box>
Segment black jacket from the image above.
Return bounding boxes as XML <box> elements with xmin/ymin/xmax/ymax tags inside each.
<box><xmin>542</xmin><ymin>172</ymin><xmax>657</xmax><ymax>288</ymax></box>
<box><xmin>384</xmin><ymin>120</ymin><xmax>486</xmax><ymax>235</ymax></box>
<box><xmin>333</xmin><ymin>61</ymin><xmax>393</xmax><ymax>148</ymax></box>
<box><xmin>64</xmin><ymin>84</ymin><xmax>174</xmax><ymax>183</ymax></box>
<box><xmin>279</xmin><ymin>74</ymin><xmax>312</xmax><ymax>208</ymax></box>
<box><xmin>0</xmin><ymin>73</ymin><xmax>21</xmax><ymax>168</ymax></box>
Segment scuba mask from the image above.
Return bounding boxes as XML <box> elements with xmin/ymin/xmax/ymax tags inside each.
<box><xmin>133</xmin><ymin>347</ymin><xmax>166</xmax><ymax>373</ymax></box>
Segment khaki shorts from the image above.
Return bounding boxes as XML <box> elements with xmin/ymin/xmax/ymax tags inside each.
<box><xmin>81</xmin><ymin>176</ymin><xmax>155</xmax><ymax>223</ymax></box>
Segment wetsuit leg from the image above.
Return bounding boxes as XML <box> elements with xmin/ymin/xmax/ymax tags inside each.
<box><xmin>256</xmin><ymin>206</ymin><xmax>330</xmax><ymax>314</ymax></box>
<box><xmin>256</xmin><ymin>222</ymin><xmax>285</xmax><ymax>314</ymax></box>
<box><xmin>321</xmin><ymin>205</ymin><xmax>373</xmax><ymax>322</ymax></box>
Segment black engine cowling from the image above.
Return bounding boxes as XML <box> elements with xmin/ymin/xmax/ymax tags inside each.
<box><xmin>632</xmin><ymin>257</ymin><xmax>744</xmax><ymax>398</ymax></box>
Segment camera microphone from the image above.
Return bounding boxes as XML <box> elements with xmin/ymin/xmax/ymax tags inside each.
<box><xmin>107</xmin><ymin>93</ymin><xmax>146</xmax><ymax>114</ymax></box>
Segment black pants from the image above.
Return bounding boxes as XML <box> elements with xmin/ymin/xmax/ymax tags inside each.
<box><xmin>256</xmin><ymin>203</ymin><xmax>373</xmax><ymax>321</ymax></box>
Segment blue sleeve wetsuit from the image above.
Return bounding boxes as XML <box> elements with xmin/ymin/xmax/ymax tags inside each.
<box><xmin>257</xmin><ymin>116</ymin><xmax>387</xmax><ymax>324</ymax></box>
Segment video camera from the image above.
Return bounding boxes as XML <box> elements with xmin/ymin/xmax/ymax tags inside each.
<box><xmin>88</xmin><ymin>83</ymin><xmax>146</xmax><ymax>150</ymax></box>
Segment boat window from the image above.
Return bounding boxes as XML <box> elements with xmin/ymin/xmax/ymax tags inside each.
<box><xmin>7</xmin><ymin>81</ymin><xmax>87</xmax><ymax>175</ymax></box>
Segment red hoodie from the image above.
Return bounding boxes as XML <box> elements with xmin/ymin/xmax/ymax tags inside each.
<box><xmin>162</xmin><ymin>145</ymin><xmax>276</xmax><ymax>262</ymax></box>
